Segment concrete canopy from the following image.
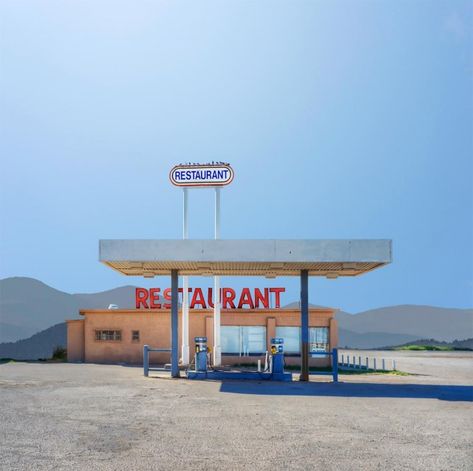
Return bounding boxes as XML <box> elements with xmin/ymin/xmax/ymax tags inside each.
<box><xmin>99</xmin><ymin>239</ymin><xmax>392</xmax><ymax>278</ymax></box>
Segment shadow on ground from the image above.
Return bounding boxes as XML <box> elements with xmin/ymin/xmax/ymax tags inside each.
<box><xmin>219</xmin><ymin>381</ymin><xmax>473</xmax><ymax>402</ymax></box>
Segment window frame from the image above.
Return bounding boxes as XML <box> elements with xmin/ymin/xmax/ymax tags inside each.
<box><xmin>273</xmin><ymin>326</ymin><xmax>331</xmax><ymax>356</ymax></box>
<box><xmin>221</xmin><ymin>325</ymin><xmax>267</xmax><ymax>356</ymax></box>
<box><xmin>94</xmin><ymin>329</ymin><xmax>122</xmax><ymax>342</ymax></box>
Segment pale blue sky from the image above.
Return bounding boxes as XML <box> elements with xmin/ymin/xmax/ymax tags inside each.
<box><xmin>1</xmin><ymin>1</ymin><xmax>472</xmax><ymax>312</ymax></box>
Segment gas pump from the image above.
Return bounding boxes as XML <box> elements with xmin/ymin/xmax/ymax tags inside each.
<box><xmin>270</xmin><ymin>337</ymin><xmax>285</xmax><ymax>375</ymax></box>
<box><xmin>194</xmin><ymin>337</ymin><xmax>208</xmax><ymax>372</ymax></box>
<box><xmin>186</xmin><ymin>336</ymin><xmax>291</xmax><ymax>381</ymax></box>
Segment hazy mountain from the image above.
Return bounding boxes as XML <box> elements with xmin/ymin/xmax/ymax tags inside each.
<box><xmin>0</xmin><ymin>277</ymin><xmax>141</xmax><ymax>343</ymax></box>
<box><xmin>1</xmin><ymin>277</ymin><xmax>472</xmax><ymax>350</ymax></box>
<box><xmin>335</xmin><ymin>305</ymin><xmax>473</xmax><ymax>342</ymax></box>
<box><xmin>338</xmin><ymin>329</ymin><xmax>420</xmax><ymax>349</ymax></box>
<box><xmin>0</xmin><ymin>323</ymin><xmax>66</xmax><ymax>360</ymax></box>
<box><xmin>284</xmin><ymin>302</ymin><xmax>473</xmax><ymax>346</ymax></box>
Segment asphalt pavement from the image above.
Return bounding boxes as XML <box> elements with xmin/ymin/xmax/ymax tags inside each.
<box><xmin>1</xmin><ymin>351</ymin><xmax>472</xmax><ymax>470</ymax></box>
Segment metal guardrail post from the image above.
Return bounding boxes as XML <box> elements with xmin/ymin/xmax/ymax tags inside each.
<box><xmin>143</xmin><ymin>345</ymin><xmax>149</xmax><ymax>377</ymax></box>
<box><xmin>332</xmin><ymin>348</ymin><xmax>338</xmax><ymax>383</ymax></box>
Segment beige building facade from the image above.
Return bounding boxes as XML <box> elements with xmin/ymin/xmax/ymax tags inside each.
<box><xmin>67</xmin><ymin>307</ymin><xmax>338</xmax><ymax>367</ymax></box>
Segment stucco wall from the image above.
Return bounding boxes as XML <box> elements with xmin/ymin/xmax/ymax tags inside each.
<box><xmin>66</xmin><ymin>320</ymin><xmax>85</xmax><ymax>362</ymax></box>
<box><xmin>69</xmin><ymin>308</ymin><xmax>337</xmax><ymax>366</ymax></box>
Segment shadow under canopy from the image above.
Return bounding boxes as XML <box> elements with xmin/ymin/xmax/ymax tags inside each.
<box><xmin>218</xmin><ymin>381</ymin><xmax>473</xmax><ymax>402</ymax></box>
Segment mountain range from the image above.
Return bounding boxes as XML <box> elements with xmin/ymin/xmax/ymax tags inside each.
<box><xmin>1</xmin><ymin>277</ymin><xmax>472</xmax><ymax>358</ymax></box>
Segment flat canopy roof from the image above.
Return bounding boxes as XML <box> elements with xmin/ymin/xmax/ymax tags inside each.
<box><xmin>99</xmin><ymin>239</ymin><xmax>392</xmax><ymax>278</ymax></box>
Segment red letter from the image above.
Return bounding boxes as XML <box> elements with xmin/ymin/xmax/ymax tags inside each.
<box><xmin>269</xmin><ymin>288</ymin><xmax>285</xmax><ymax>308</ymax></box>
<box><xmin>207</xmin><ymin>288</ymin><xmax>214</xmax><ymax>308</ymax></box>
<box><xmin>190</xmin><ymin>288</ymin><xmax>206</xmax><ymax>309</ymax></box>
<box><xmin>207</xmin><ymin>288</ymin><xmax>224</xmax><ymax>308</ymax></box>
<box><xmin>222</xmin><ymin>288</ymin><xmax>236</xmax><ymax>309</ymax></box>
<box><xmin>178</xmin><ymin>287</ymin><xmax>193</xmax><ymax>303</ymax></box>
<box><xmin>254</xmin><ymin>288</ymin><xmax>269</xmax><ymax>309</ymax></box>
<box><xmin>149</xmin><ymin>288</ymin><xmax>161</xmax><ymax>309</ymax></box>
<box><xmin>238</xmin><ymin>288</ymin><xmax>254</xmax><ymax>309</ymax></box>
<box><xmin>135</xmin><ymin>288</ymin><xmax>149</xmax><ymax>309</ymax></box>
<box><xmin>163</xmin><ymin>288</ymin><xmax>172</xmax><ymax>309</ymax></box>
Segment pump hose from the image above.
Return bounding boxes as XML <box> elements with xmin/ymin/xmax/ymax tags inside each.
<box><xmin>185</xmin><ymin>354</ymin><xmax>196</xmax><ymax>375</ymax></box>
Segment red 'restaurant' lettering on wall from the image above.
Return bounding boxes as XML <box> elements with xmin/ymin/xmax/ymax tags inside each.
<box><xmin>135</xmin><ymin>287</ymin><xmax>286</xmax><ymax>309</ymax></box>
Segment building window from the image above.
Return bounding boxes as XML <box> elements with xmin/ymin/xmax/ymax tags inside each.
<box><xmin>95</xmin><ymin>330</ymin><xmax>122</xmax><ymax>341</ymax></box>
<box><xmin>275</xmin><ymin>327</ymin><xmax>301</xmax><ymax>353</ymax></box>
<box><xmin>221</xmin><ymin>326</ymin><xmax>266</xmax><ymax>355</ymax></box>
<box><xmin>132</xmin><ymin>330</ymin><xmax>140</xmax><ymax>342</ymax></box>
<box><xmin>310</xmin><ymin>327</ymin><xmax>330</xmax><ymax>356</ymax></box>
<box><xmin>274</xmin><ymin>327</ymin><xmax>330</xmax><ymax>356</ymax></box>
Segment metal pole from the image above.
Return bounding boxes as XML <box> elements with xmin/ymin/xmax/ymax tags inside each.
<box><xmin>181</xmin><ymin>189</ymin><xmax>190</xmax><ymax>365</ymax></box>
<box><xmin>332</xmin><ymin>348</ymin><xmax>338</xmax><ymax>383</ymax></box>
<box><xmin>213</xmin><ymin>188</ymin><xmax>222</xmax><ymax>366</ymax></box>
<box><xmin>300</xmin><ymin>269</ymin><xmax>309</xmax><ymax>381</ymax></box>
<box><xmin>171</xmin><ymin>269</ymin><xmax>180</xmax><ymax>378</ymax></box>
<box><xmin>143</xmin><ymin>345</ymin><xmax>149</xmax><ymax>377</ymax></box>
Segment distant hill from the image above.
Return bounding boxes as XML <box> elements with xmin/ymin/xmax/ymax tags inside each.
<box><xmin>338</xmin><ymin>329</ymin><xmax>420</xmax><ymax>349</ymax></box>
<box><xmin>1</xmin><ymin>277</ymin><xmax>472</xmax><ymax>351</ymax></box>
<box><xmin>0</xmin><ymin>277</ymin><xmax>144</xmax><ymax>343</ymax></box>
<box><xmin>0</xmin><ymin>323</ymin><xmax>66</xmax><ymax>360</ymax></box>
<box><xmin>383</xmin><ymin>338</ymin><xmax>473</xmax><ymax>351</ymax></box>
<box><xmin>283</xmin><ymin>302</ymin><xmax>473</xmax><ymax>347</ymax></box>
<box><xmin>335</xmin><ymin>305</ymin><xmax>473</xmax><ymax>342</ymax></box>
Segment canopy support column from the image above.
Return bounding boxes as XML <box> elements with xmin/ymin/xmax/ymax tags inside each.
<box><xmin>171</xmin><ymin>269</ymin><xmax>180</xmax><ymax>378</ymax></box>
<box><xmin>300</xmin><ymin>269</ymin><xmax>309</xmax><ymax>381</ymax></box>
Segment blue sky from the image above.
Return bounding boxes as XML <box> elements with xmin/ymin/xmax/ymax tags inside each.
<box><xmin>1</xmin><ymin>1</ymin><xmax>472</xmax><ymax>313</ymax></box>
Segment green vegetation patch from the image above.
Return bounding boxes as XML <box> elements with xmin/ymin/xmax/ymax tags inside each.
<box><xmin>51</xmin><ymin>346</ymin><xmax>67</xmax><ymax>361</ymax></box>
<box><xmin>396</xmin><ymin>345</ymin><xmax>452</xmax><ymax>351</ymax></box>
<box><xmin>340</xmin><ymin>368</ymin><xmax>410</xmax><ymax>376</ymax></box>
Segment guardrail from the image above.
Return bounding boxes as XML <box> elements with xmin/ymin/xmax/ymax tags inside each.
<box><xmin>339</xmin><ymin>353</ymin><xmax>397</xmax><ymax>372</ymax></box>
<box><xmin>143</xmin><ymin>345</ymin><xmax>172</xmax><ymax>377</ymax></box>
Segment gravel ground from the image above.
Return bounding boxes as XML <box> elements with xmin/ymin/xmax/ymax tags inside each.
<box><xmin>1</xmin><ymin>352</ymin><xmax>472</xmax><ymax>471</ymax></box>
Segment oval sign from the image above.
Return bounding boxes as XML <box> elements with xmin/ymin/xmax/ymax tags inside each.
<box><xmin>169</xmin><ymin>163</ymin><xmax>234</xmax><ymax>187</ymax></box>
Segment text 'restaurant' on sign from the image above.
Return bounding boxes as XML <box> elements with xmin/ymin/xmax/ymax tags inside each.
<box><xmin>169</xmin><ymin>163</ymin><xmax>234</xmax><ymax>187</ymax></box>
<box><xmin>136</xmin><ymin>287</ymin><xmax>285</xmax><ymax>310</ymax></box>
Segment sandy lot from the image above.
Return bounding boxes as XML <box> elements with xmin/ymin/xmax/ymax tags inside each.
<box><xmin>1</xmin><ymin>352</ymin><xmax>472</xmax><ymax>471</ymax></box>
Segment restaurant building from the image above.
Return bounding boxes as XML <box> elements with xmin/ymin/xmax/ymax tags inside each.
<box><xmin>67</xmin><ymin>286</ymin><xmax>338</xmax><ymax>367</ymax></box>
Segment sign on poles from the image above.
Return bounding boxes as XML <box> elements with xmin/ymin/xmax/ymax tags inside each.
<box><xmin>169</xmin><ymin>163</ymin><xmax>234</xmax><ymax>187</ymax></box>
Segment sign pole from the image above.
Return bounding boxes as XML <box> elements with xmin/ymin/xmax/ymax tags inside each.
<box><xmin>169</xmin><ymin>162</ymin><xmax>233</xmax><ymax>368</ymax></box>
<box><xmin>181</xmin><ymin>188</ymin><xmax>190</xmax><ymax>365</ymax></box>
<box><xmin>213</xmin><ymin>187</ymin><xmax>222</xmax><ymax>366</ymax></box>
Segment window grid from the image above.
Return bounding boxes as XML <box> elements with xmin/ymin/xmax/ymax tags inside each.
<box><xmin>95</xmin><ymin>330</ymin><xmax>122</xmax><ymax>341</ymax></box>
<box><xmin>274</xmin><ymin>326</ymin><xmax>330</xmax><ymax>354</ymax></box>
<box><xmin>221</xmin><ymin>326</ymin><xmax>266</xmax><ymax>355</ymax></box>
